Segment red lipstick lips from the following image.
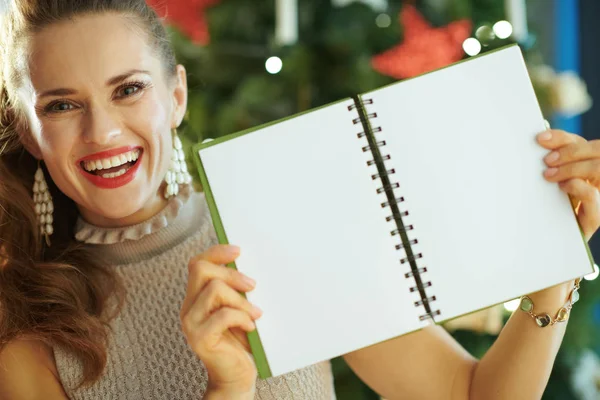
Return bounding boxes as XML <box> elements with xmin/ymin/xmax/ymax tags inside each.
<box><xmin>77</xmin><ymin>146</ymin><xmax>143</xmax><ymax>189</ymax></box>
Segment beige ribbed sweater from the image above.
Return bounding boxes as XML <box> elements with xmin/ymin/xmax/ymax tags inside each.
<box><xmin>53</xmin><ymin>189</ymin><xmax>336</xmax><ymax>399</ymax></box>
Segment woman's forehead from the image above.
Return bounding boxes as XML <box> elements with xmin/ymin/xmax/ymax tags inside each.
<box><xmin>27</xmin><ymin>13</ymin><xmax>159</xmax><ymax>92</ymax></box>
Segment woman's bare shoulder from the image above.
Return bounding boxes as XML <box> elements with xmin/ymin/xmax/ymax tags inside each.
<box><xmin>0</xmin><ymin>338</ymin><xmax>68</xmax><ymax>399</ymax></box>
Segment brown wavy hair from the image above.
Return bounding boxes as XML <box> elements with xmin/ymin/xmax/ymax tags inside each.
<box><xmin>0</xmin><ymin>0</ymin><xmax>178</xmax><ymax>388</ymax></box>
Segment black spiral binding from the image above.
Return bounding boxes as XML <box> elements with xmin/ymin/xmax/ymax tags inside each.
<box><xmin>349</xmin><ymin>95</ymin><xmax>440</xmax><ymax>322</ymax></box>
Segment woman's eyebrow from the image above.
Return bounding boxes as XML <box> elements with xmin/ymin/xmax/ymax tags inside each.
<box><xmin>38</xmin><ymin>69</ymin><xmax>151</xmax><ymax>98</ymax></box>
<box><xmin>39</xmin><ymin>88</ymin><xmax>77</xmax><ymax>98</ymax></box>
<box><xmin>106</xmin><ymin>69</ymin><xmax>151</xmax><ymax>86</ymax></box>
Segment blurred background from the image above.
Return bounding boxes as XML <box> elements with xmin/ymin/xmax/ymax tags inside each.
<box><xmin>145</xmin><ymin>0</ymin><xmax>600</xmax><ymax>398</ymax></box>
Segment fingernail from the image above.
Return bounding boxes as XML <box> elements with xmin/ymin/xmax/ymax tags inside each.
<box><xmin>545</xmin><ymin>167</ymin><xmax>558</xmax><ymax>177</ymax></box>
<box><xmin>241</xmin><ymin>274</ymin><xmax>256</xmax><ymax>287</ymax></box>
<box><xmin>545</xmin><ymin>151</ymin><xmax>560</xmax><ymax>163</ymax></box>
<box><xmin>251</xmin><ymin>304</ymin><xmax>263</xmax><ymax>318</ymax></box>
<box><xmin>227</xmin><ymin>245</ymin><xmax>241</xmax><ymax>255</ymax></box>
<box><xmin>538</xmin><ymin>132</ymin><xmax>552</xmax><ymax>141</ymax></box>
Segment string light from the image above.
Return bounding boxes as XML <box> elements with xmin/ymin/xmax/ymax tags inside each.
<box><xmin>503</xmin><ymin>298</ymin><xmax>520</xmax><ymax>312</ymax></box>
<box><xmin>584</xmin><ymin>263</ymin><xmax>600</xmax><ymax>281</ymax></box>
<box><xmin>475</xmin><ymin>25</ymin><xmax>495</xmax><ymax>45</ymax></box>
<box><xmin>265</xmin><ymin>56</ymin><xmax>283</xmax><ymax>74</ymax></box>
<box><xmin>493</xmin><ymin>20</ymin><xmax>513</xmax><ymax>39</ymax></box>
<box><xmin>376</xmin><ymin>13</ymin><xmax>391</xmax><ymax>28</ymax></box>
<box><xmin>462</xmin><ymin>38</ymin><xmax>481</xmax><ymax>56</ymax></box>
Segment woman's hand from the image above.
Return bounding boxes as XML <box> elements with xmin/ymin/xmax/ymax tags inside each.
<box><xmin>538</xmin><ymin>129</ymin><xmax>600</xmax><ymax>241</ymax></box>
<box><xmin>180</xmin><ymin>244</ymin><xmax>262</xmax><ymax>399</ymax></box>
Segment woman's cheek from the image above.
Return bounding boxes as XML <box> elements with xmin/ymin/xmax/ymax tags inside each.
<box><xmin>133</xmin><ymin>90</ymin><xmax>170</xmax><ymax>132</ymax></box>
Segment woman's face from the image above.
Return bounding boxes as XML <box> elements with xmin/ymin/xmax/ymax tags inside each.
<box><xmin>20</xmin><ymin>13</ymin><xmax>187</xmax><ymax>227</ymax></box>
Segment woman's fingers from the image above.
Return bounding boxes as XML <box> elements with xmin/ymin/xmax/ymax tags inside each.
<box><xmin>536</xmin><ymin>131</ymin><xmax>600</xmax><ymax>186</ymax></box>
<box><xmin>543</xmin><ymin>159</ymin><xmax>600</xmax><ymax>184</ymax></box>
<box><xmin>191</xmin><ymin>243</ymin><xmax>241</xmax><ymax>265</ymax></box>
<box><xmin>537</xmin><ymin>129</ymin><xmax>585</xmax><ymax>150</ymax></box>
<box><xmin>179</xmin><ymin>246</ymin><xmax>260</xmax><ymax>389</ymax></box>
<box><xmin>542</xmin><ymin>140</ymin><xmax>600</xmax><ymax>168</ymax></box>
<box><xmin>185</xmin><ymin>279</ymin><xmax>262</xmax><ymax>327</ymax></box>
<box><xmin>182</xmin><ymin>245</ymin><xmax>255</xmax><ymax>316</ymax></box>
<box><xmin>190</xmin><ymin>307</ymin><xmax>257</xmax><ymax>352</ymax></box>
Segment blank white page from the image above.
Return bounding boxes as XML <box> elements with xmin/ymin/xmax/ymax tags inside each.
<box><xmin>199</xmin><ymin>100</ymin><xmax>427</xmax><ymax>377</ymax></box>
<box><xmin>363</xmin><ymin>46</ymin><xmax>593</xmax><ymax>322</ymax></box>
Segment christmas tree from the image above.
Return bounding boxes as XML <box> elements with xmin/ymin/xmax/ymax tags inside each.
<box><xmin>150</xmin><ymin>0</ymin><xmax>599</xmax><ymax>397</ymax></box>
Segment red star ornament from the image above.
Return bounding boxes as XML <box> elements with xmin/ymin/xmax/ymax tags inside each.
<box><xmin>372</xmin><ymin>5</ymin><xmax>472</xmax><ymax>79</ymax></box>
<box><xmin>147</xmin><ymin>0</ymin><xmax>221</xmax><ymax>45</ymax></box>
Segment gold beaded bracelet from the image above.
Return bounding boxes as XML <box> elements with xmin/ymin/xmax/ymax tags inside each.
<box><xmin>518</xmin><ymin>278</ymin><xmax>581</xmax><ymax>327</ymax></box>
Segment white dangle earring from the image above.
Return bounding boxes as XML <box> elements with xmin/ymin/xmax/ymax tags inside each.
<box><xmin>164</xmin><ymin>128</ymin><xmax>193</xmax><ymax>199</ymax></box>
<box><xmin>33</xmin><ymin>161</ymin><xmax>54</xmax><ymax>246</ymax></box>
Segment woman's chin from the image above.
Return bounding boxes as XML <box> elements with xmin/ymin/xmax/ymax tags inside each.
<box><xmin>80</xmin><ymin>190</ymin><xmax>163</xmax><ymax>226</ymax></box>
<box><xmin>96</xmin><ymin>204</ymin><xmax>144</xmax><ymax>222</ymax></box>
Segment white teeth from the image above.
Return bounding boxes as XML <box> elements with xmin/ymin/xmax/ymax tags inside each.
<box><xmin>101</xmin><ymin>168</ymin><xmax>127</xmax><ymax>179</ymax></box>
<box><xmin>82</xmin><ymin>149</ymin><xmax>141</xmax><ymax>172</ymax></box>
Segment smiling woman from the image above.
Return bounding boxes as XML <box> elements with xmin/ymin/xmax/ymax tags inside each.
<box><xmin>0</xmin><ymin>1</ymin><xmax>336</xmax><ymax>399</ymax></box>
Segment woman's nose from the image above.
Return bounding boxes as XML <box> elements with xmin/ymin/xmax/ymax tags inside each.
<box><xmin>82</xmin><ymin>103</ymin><xmax>122</xmax><ymax>145</ymax></box>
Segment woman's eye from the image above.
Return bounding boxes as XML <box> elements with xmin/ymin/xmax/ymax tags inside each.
<box><xmin>117</xmin><ymin>83</ymin><xmax>148</xmax><ymax>98</ymax></box>
<box><xmin>121</xmin><ymin>86</ymin><xmax>139</xmax><ymax>96</ymax></box>
<box><xmin>50</xmin><ymin>102</ymin><xmax>74</xmax><ymax>112</ymax></box>
<box><xmin>113</xmin><ymin>81</ymin><xmax>150</xmax><ymax>100</ymax></box>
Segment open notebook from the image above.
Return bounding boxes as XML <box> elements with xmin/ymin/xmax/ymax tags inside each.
<box><xmin>192</xmin><ymin>45</ymin><xmax>594</xmax><ymax>379</ymax></box>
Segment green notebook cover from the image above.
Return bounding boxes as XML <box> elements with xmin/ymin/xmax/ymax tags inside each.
<box><xmin>192</xmin><ymin>43</ymin><xmax>595</xmax><ymax>379</ymax></box>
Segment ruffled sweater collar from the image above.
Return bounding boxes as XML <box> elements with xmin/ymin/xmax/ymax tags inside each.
<box><xmin>74</xmin><ymin>185</ymin><xmax>207</xmax><ymax>265</ymax></box>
